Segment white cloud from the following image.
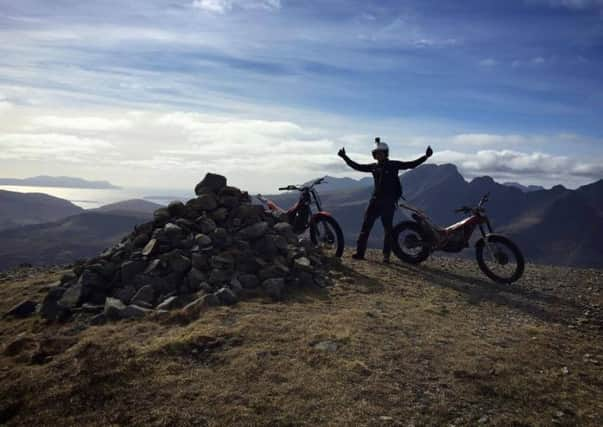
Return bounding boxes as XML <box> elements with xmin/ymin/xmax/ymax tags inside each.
<box><xmin>450</xmin><ymin>133</ymin><xmax>548</xmax><ymax>146</ymax></box>
<box><xmin>0</xmin><ymin>104</ymin><xmax>601</xmax><ymax>191</ymax></box>
<box><xmin>532</xmin><ymin>0</ymin><xmax>603</xmax><ymax>9</ymax></box>
<box><xmin>437</xmin><ymin>149</ymin><xmax>603</xmax><ymax>182</ymax></box>
<box><xmin>0</xmin><ymin>133</ymin><xmax>114</xmax><ymax>162</ymax></box>
<box><xmin>479</xmin><ymin>58</ymin><xmax>498</xmax><ymax>67</ymax></box>
<box><xmin>30</xmin><ymin>115</ymin><xmax>132</xmax><ymax>132</ymax></box>
<box><xmin>191</xmin><ymin>0</ymin><xmax>281</xmax><ymax>14</ymax></box>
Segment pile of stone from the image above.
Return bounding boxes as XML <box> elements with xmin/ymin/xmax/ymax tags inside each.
<box><xmin>41</xmin><ymin>173</ymin><xmax>326</xmax><ymax>323</ymax></box>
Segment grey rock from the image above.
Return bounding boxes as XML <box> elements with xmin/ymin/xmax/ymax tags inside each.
<box><xmin>5</xmin><ymin>300</ymin><xmax>37</xmax><ymax>318</ymax></box>
<box><xmin>263</xmin><ymin>278</ymin><xmax>285</xmax><ymax>300</ymax></box>
<box><xmin>60</xmin><ymin>271</ymin><xmax>77</xmax><ymax>284</ymax></box>
<box><xmin>156</xmin><ymin>296</ymin><xmax>180</xmax><ymax>310</ymax></box>
<box><xmin>220</xmin><ymin>195</ymin><xmax>239</xmax><ymax>209</ymax></box>
<box><xmin>254</xmin><ymin>235</ymin><xmax>279</xmax><ymax>258</ymax></box>
<box><xmin>211</xmin><ymin>207</ymin><xmax>229</xmax><ymax>222</ymax></box>
<box><xmin>239</xmin><ymin>222</ymin><xmax>269</xmax><ymax>240</ymax></box>
<box><xmin>89</xmin><ymin>313</ymin><xmax>107</xmax><ymax>325</ymax></box>
<box><xmin>121</xmin><ymin>304</ymin><xmax>151</xmax><ymax>319</ymax></box>
<box><xmin>194</xmin><ymin>233</ymin><xmax>212</xmax><ymax>247</ymax></box>
<box><xmin>259</xmin><ymin>264</ymin><xmax>289</xmax><ymax>281</ymax></box>
<box><xmin>142</xmin><ymin>239</ymin><xmax>158</xmax><ymax>257</ymax></box>
<box><xmin>209</xmin><ymin>268</ymin><xmax>232</xmax><ymax>285</ymax></box>
<box><xmin>294</xmin><ymin>256</ymin><xmax>312</xmax><ymax>271</ymax></box>
<box><xmin>40</xmin><ymin>287</ymin><xmax>66</xmax><ymax>320</ymax></box>
<box><xmin>211</xmin><ymin>255</ymin><xmax>234</xmax><ymax>270</ymax></box>
<box><xmin>297</xmin><ymin>271</ymin><xmax>315</xmax><ymax>287</ymax></box>
<box><xmin>79</xmin><ymin>269</ymin><xmax>108</xmax><ymax>290</ymax></box>
<box><xmin>219</xmin><ymin>186</ymin><xmax>242</xmax><ymax>198</ymax></box>
<box><xmin>195</xmin><ymin>173</ymin><xmax>227</xmax><ymax>195</ymax></box>
<box><xmin>238</xmin><ymin>274</ymin><xmax>260</xmax><ymax>289</ymax></box>
<box><xmin>133</xmin><ymin>233</ymin><xmax>150</xmax><ymax>248</ymax></box>
<box><xmin>191</xmin><ymin>253</ymin><xmax>210</xmax><ymax>271</ymax></box>
<box><xmin>273</xmin><ymin>222</ymin><xmax>293</xmax><ymax>234</ymax></box>
<box><xmin>144</xmin><ymin>258</ymin><xmax>162</xmax><ymax>275</ymax></box>
<box><xmin>113</xmin><ymin>285</ymin><xmax>136</xmax><ymax>304</ymax></box>
<box><xmin>229</xmin><ymin>278</ymin><xmax>243</xmax><ymax>294</ymax></box>
<box><xmin>121</xmin><ymin>260</ymin><xmax>147</xmax><ymax>283</ymax></box>
<box><xmin>313</xmin><ymin>340</ymin><xmax>338</xmax><ymax>352</ymax></box>
<box><xmin>187</xmin><ymin>268</ymin><xmax>206</xmax><ymax>290</ymax></box>
<box><xmin>80</xmin><ymin>303</ymin><xmax>104</xmax><ymax>313</ymax></box>
<box><xmin>104</xmin><ymin>297</ymin><xmax>126</xmax><ymax>320</ymax></box>
<box><xmin>153</xmin><ymin>207</ymin><xmax>171</xmax><ymax>223</ymax></box>
<box><xmin>131</xmin><ymin>285</ymin><xmax>155</xmax><ymax>306</ymax></box>
<box><xmin>216</xmin><ymin>287</ymin><xmax>238</xmax><ymax>305</ymax></box>
<box><xmin>58</xmin><ymin>281</ymin><xmax>84</xmax><ymax>309</ymax></box>
<box><xmin>183</xmin><ymin>294</ymin><xmax>219</xmax><ymax>317</ymax></box>
<box><xmin>199</xmin><ymin>282</ymin><xmax>213</xmax><ymax>293</ymax></box>
<box><xmin>273</xmin><ymin>235</ymin><xmax>289</xmax><ymax>253</ymax></box>
<box><xmin>210</xmin><ymin>228</ymin><xmax>230</xmax><ymax>249</ymax></box>
<box><xmin>168</xmin><ymin>253</ymin><xmax>191</xmax><ymax>274</ymax></box>
<box><xmin>164</xmin><ymin>222</ymin><xmax>184</xmax><ymax>240</ymax></box>
<box><xmin>232</xmin><ymin>204</ymin><xmax>264</xmax><ymax>222</ymax></box>
<box><xmin>135</xmin><ymin>300</ymin><xmax>154</xmax><ymax>309</ymax></box>
<box><xmin>299</xmin><ymin>237</ymin><xmax>313</xmax><ymax>251</ymax></box>
<box><xmin>167</xmin><ymin>200</ymin><xmax>186</xmax><ymax>217</ymax></box>
<box><xmin>197</xmin><ymin>194</ymin><xmax>218</xmax><ymax>211</ymax></box>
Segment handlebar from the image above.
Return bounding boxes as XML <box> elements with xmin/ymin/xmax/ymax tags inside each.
<box><xmin>278</xmin><ymin>177</ymin><xmax>327</xmax><ymax>192</ymax></box>
<box><xmin>454</xmin><ymin>193</ymin><xmax>490</xmax><ymax>214</ymax></box>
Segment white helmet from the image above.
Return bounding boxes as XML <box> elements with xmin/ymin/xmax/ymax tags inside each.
<box><xmin>372</xmin><ymin>137</ymin><xmax>389</xmax><ymax>158</ymax></box>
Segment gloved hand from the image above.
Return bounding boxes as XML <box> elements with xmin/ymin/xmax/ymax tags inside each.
<box><xmin>338</xmin><ymin>147</ymin><xmax>346</xmax><ymax>158</ymax></box>
<box><xmin>426</xmin><ymin>146</ymin><xmax>433</xmax><ymax>158</ymax></box>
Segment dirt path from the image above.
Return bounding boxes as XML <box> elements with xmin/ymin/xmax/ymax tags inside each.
<box><xmin>1</xmin><ymin>251</ymin><xmax>602</xmax><ymax>426</ymax></box>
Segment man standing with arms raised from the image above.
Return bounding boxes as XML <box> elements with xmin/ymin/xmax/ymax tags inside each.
<box><xmin>338</xmin><ymin>138</ymin><xmax>433</xmax><ymax>263</ymax></box>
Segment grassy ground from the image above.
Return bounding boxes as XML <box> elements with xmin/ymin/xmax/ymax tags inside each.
<box><xmin>1</xmin><ymin>250</ymin><xmax>602</xmax><ymax>426</ymax></box>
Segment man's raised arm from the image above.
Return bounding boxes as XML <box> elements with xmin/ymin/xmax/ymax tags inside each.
<box><xmin>338</xmin><ymin>147</ymin><xmax>373</xmax><ymax>172</ymax></box>
<box><xmin>393</xmin><ymin>146</ymin><xmax>433</xmax><ymax>170</ymax></box>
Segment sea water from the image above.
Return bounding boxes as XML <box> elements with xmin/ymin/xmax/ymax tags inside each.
<box><xmin>0</xmin><ymin>185</ymin><xmax>190</xmax><ymax>209</ymax></box>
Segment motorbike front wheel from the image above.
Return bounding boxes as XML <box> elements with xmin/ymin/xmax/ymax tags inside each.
<box><xmin>391</xmin><ymin>221</ymin><xmax>431</xmax><ymax>264</ymax></box>
<box><xmin>475</xmin><ymin>234</ymin><xmax>524</xmax><ymax>284</ymax></box>
<box><xmin>310</xmin><ymin>214</ymin><xmax>344</xmax><ymax>258</ymax></box>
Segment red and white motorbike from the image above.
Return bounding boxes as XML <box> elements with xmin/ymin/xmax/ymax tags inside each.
<box><xmin>392</xmin><ymin>193</ymin><xmax>525</xmax><ymax>283</ymax></box>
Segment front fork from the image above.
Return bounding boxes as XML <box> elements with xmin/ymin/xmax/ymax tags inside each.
<box><xmin>479</xmin><ymin>219</ymin><xmax>497</xmax><ymax>259</ymax></box>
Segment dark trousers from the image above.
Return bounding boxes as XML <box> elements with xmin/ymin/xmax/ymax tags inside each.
<box><xmin>356</xmin><ymin>197</ymin><xmax>397</xmax><ymax>257</ymax></box>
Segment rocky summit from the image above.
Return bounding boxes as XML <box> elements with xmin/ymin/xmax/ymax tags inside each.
<box><xmin>39</xmin><ymin>173</ymin><xmax>327</xmax><ymax>323</ymax></box>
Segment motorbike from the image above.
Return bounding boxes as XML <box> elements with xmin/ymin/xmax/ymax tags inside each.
<box><xmin>391</xmin><ymin>192</ymin><xmax>525</xmax><ymax>283</ymax></box>
<box><xmin>257</xmin><ymin>177</ymin><xmax>344</xmax><ymax>257</ymax></box>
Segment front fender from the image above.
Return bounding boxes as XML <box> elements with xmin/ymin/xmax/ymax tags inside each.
<box><xmin>475</xmin><ymin>233</ymin><xmax>504</xmax><ymax>248</ymax></box>
<box><xmin>311</xmin><ymin>211</ymin><xmax>332</xmax><ymax>220</ymax></box>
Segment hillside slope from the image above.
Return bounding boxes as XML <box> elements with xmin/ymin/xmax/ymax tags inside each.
<box><xmin>0</xmin><ymin>212</ymin><xmax>147</xmax><ymax>270</ymax></box>
<box><xmin>1</xmin><ymin>250</ymin><xmax>601</xmax><ymax>426</ymax></box>
<box><xmin>92</xmin><ymin>199</ymin><xmax>163</xmax><ymax>217</ymax></box>
<box><xmin>0</xmin><ymin>190</ymin><xmax>83</xmax><ymax>231</ymax></box>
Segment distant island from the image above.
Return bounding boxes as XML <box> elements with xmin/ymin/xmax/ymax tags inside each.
<box><xmin>0</xmin><ymin>176</ymin><xmax>120</xmax><ymax>189</ymax></box>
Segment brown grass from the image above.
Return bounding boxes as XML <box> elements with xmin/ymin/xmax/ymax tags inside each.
<box><xmin>1</xmin><ymin>251</ymin><xmax>602</xmax><ymax>426</ymax></box>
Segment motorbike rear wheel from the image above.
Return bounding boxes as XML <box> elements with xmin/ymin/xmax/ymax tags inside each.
<box><xmin>475</xmin><ymin>235</ymin><xmax>524</xmax><ymax>283</ymax></box>
<box><xmin>392</xmin><ymin>221</ymin><xmax>431</xmax><ymax>264</ymax></box>
<box><xmin>310</xmin><ymin>214</ymin><xmax>344</xmax><ymax>258</ymax></box>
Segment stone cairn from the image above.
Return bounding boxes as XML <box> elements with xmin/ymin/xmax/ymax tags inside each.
<box><xmin>41</xmin><ymin>173</ymin><xmax>327</xmax><ymax>323</ymax></box>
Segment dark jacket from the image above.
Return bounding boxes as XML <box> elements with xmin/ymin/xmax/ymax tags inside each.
<box><xmin>341</xmin><ymin>155</ymin><xmax>428</xmax><ymax>200</ymax></box>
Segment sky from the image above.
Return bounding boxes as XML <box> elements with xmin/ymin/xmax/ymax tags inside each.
<box><xmin>0</xmin><ymin>0</ymin><xmax>602</xmax><ymax>192</ymax></box>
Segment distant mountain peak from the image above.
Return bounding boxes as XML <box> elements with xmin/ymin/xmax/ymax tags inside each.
<box><xmin>0</xmin><ymin>176</ymin><xmax>119</xmax><ymax>189</ymax></box>
<box><xmin>470</xmin><ymin>176</ymin><xmax>496</xmax><ymax>185</ymax></box>
<box><xmin>503</xmin><ymin>182</ymin><xmax>546</xmax><ymax>193</ymax></box>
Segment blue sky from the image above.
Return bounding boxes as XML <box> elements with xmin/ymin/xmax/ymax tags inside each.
<box><xmin>0</xmin><ymin>0</ymin><xmax>602</xmax><ymax>191</ymax></box>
